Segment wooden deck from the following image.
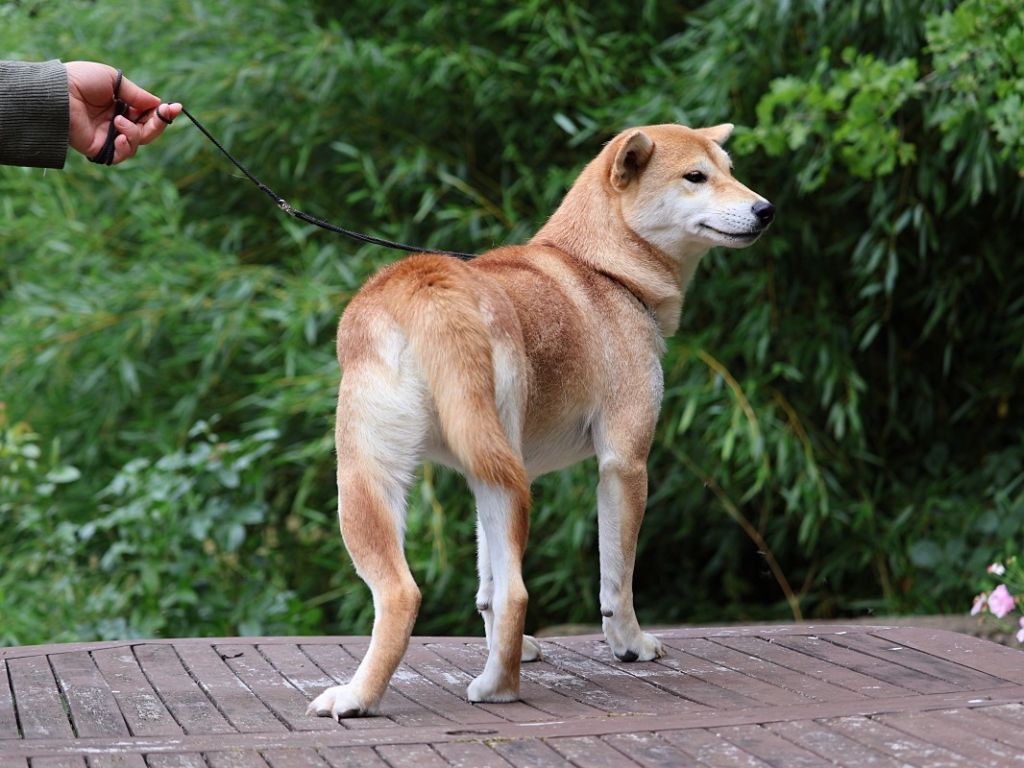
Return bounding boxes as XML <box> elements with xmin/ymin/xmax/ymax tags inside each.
<box><xmin>2</xmin><ymin>625</ymin><xmax>1023</xmax><ymax>767</ymax></box>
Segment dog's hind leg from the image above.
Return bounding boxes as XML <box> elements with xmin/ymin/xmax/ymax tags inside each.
<box><xmin>476</xmin><ymin>520</ymin><xmax>542</xmax><ymax>663</ymax></box>
<box><xmin>467</xmin><ymin>479</ymin><xmax>531</xmax><ymax>702</ymax></box>
<box><xmin>472</xmin><ymin>334</ymin><xmax>540</xmax><ymax>667</ymax></box>
<box><xmin>308</xmin><ymin>341</ymin><xmax>426</xmax><ymax>719</ymax></box>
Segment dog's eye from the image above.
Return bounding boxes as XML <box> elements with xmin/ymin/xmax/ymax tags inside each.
<box><xmin>684</xmin><ymin>171</ymin><xmax>707</xmax><ymax>184</ymax></box>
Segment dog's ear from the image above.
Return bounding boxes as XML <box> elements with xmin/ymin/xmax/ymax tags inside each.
<box><xmin>610</xmin><ymin>130</ymin><xmax>655</xmax><ymax>190</ymax></box>
<box><xmin>698</xmin><ymin>123</ymin><xmax>734</xmax><ymax>146</ymax></box>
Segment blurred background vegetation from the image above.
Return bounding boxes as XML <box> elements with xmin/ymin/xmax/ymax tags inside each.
<box><xmin>2</xmin><ymin>0</ymin><xmax>1022</xmax><ymax>646</ymax></box>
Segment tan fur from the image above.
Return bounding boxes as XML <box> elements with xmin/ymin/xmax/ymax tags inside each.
<box><xmin>308</xmin><ymin>123</ymin><xmax>772</xmax><ymax>719</ymax></box>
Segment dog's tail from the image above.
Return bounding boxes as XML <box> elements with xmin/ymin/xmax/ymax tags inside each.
<box><xmin>387</xmin><ymin>256</ymin><xmax>530</xmax><ymax>509</ymax></box>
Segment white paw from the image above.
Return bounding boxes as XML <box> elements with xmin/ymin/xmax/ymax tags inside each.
<box><xmin>306</xmin><ymin>684</ymin><xmax>369</xmax><ymax>720</ymax></box>
<box><xmin>633</xmin><ymin>631</ymin><xmax>666</xmax><ymax>661</ymax></box>
<box><xmin>467</xmin><ymin>669</ymin><xmax>519</xmax><ymax>703</ymax></box>
<box><xmin>605</xmin><ymin>625</ymin><xmax>665</xmax><ymax>662</ymax></box>
<box><xmin>521</xmin><ymin>634</ymin><xmax>543</xmax><ymax>662</ymax></box>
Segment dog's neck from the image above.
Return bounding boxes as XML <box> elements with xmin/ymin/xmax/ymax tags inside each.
<box><xmin>529</xmin><ymin>169</ymin><xmax>707</xmax><ymax>337</ymax></box>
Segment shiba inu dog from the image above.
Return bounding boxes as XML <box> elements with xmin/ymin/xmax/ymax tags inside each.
<box><xmin>308</xmin><ymin>123</ymin><xmax>773</xmax><ymax>719</ymax></box>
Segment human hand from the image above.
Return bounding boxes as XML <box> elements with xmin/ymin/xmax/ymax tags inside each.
<box><xmin>65</xmin><ymin>61</ymin><xmax>181</xmax><ymax>165</ymax></box>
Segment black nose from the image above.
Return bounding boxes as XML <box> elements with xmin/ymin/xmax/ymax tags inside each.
<box><xmin>752</xmin><ymin>200</ymin><xmax>775</xmax><ymax>226</ymax></box>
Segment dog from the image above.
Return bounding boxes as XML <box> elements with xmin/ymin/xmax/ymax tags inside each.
<box><xmin>308</xmin><ymin>123</ymin><xmax>773</xmax><ymax>719</ymax></box>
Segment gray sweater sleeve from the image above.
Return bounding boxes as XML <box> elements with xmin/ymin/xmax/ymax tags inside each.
<box><xmin>0</xmin><ymin>59</ymin><xmax>70</xmax><ymax>169</ymax></box>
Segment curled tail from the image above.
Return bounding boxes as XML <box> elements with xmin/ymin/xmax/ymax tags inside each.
<box><xmin>388</xmin><ymin>257</ymin><xmax>529</xmax><ymax>508</ymax></box>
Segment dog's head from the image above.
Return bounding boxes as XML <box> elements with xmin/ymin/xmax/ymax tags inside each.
<box><xmin>606</xmin><ymin>123</ymin><xmax>773</xmax><ymax>259</ymax></box>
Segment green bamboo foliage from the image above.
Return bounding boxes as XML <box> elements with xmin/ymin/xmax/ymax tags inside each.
<box><xmin>1</xmin><ymin>0</ymin><xmax>1021</xmax><ymax>644</ymax></box>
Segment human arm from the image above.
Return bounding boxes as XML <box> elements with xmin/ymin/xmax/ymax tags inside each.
<box><xmin>0</xmin><ymin>59</ymin><xmax>69</xmax><ymax>168</ymax></box>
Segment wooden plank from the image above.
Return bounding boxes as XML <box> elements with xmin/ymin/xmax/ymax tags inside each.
<box><xmin>651</xmin><ymin>647</ymin><xmax>783</xmax><ymax>709</ymax></box>
<box><xmin>132</xmin><ymin>644</ymin><xmax>234</xmax><ymax>735</ymax></box>
<box><xmin>561</xmin><ymin>632</ymin><xmax>799</xmax><ymax>710</ymax></box>
<box><xmin>537</xmin><ymin>641</ymin><xmax>704</xmax><ymax>715</ymax></box>
<box><xmin>5</xmin><ymin>655</ymin><xmax>74</xmax><ymax>738</ymax></box>
<box><xmin>0</xmin><ymin>685</ymin><xmax>1020</xmax><ymax>760</ymax></box>
<box><xmin>432</xmin><ymin>741</ymin><xmax>515</xmax><ymax>768</ymax></box>
<box><xmin>981</xmin><ymin>701</ymin><xmax>1024</xmax><ymax>727</ymax></box>
<box><xmin>877</xmin><ymin>709</ymin><xmax>1022</xmax><ymax>765</ymax></box>
<box><xmin>452</xmin><ymin>641</ymin><xmax>607</xmax><ymax>719</ymax></box>
<box><xmin>837</xmin><ymin>631</ymin><xmax>1008</xmax><ymax>689</ymax></box>
<box><xmin>85</xmin><ymin>755</ymin><xmax>147</xmax><ymax>768</ymax></box>
<box><xmin>489</xmin><ymin>738</ymin><xmax>571</xmax><ymax>768</ymax></box>
<box><xmin>933</xmin><ymin>707</ymin><xmax>1024</xmax><ymax>750</ymax></box>
<box><xmin>308</xmin><ymin>641</ymin><xmax>446</xmax><ymax>729</ymax></box>
<box><xmin>712</xmin><ymin>637</ymin><xmax>870</xmax><ymax>702</ymax></box>
<box><xmin>422</xmin><ymin>642</ymin><xmax>553</xmax><ymax>723</ymax></box>
<box><xmin>399</xmin><ymin>644</ymin><xmax>509</xmax><ymax>725</ymax></box>
<box><xmin>92</xmin><ymin>647</ymin><xmax>183</xmax><ymax>737</ymax></box>
<box><xmin>260</xmin><ymin>642</ymin><xmax>396</xmax><ymax>733</ymax></box>
<box><xmin>214</xmin><ymin>644</ymin><xmax>337</xmax><ymax>732</ymax></box>
<box><xmin>205</xmin><ymin>750</ymin><xmax>270</xmax><ymax>768</ymax></box>
<box><xmin>375</xmin><ymin>743</ymin><xmax>448</xmax><ymax>768</ymax></box>
<box><xmin>298</xmin><ymin>643</ymin><xmax>399</xmax><ymax>730</ymax></box>
<box><xmin>548</xmin><ymin>735</ymin><xmax>643</xmax><ymax>767</ymax></box>
<box><xmin>602</xmin><ymin>732</ymin><xmax>703</xmax><ymax>768</ymax></box>
<box><xmin>824</xmin><ymin>715</ymin><xmax>969</xmax><ymax>767</ymax></box>
<box><xmin>173</xmin><ymin>643</ymin><xmax>286</xmax><ymax>733</ymax></box>
<box><xmin>766</xmin><ymin>719</ymin><xmax>903</xmax><ymax>767</ymax></box>
<box><xmin>366</xmin><ymin>659</ymin><xmax>458</xmax><ymax>728</ymax></box>
<box><xmin>145</xmin><ymin>755</ymin><xmax>208</xmax><ymax>768</ymax></box>
<box><xmin>767</xmin><ymin>636</ymin><xmax>934</xmax><ymax>696</ymax></box>
<box><xmin>873</xmin><ymin>627</ymin><xmax>1024</xmax><ymax>684</ymax></box>
<box><xmin>2</xmin><ymin>627</ymin><xmax>1022</xmax><ymax>768</ymax></box>
<box><xmin>261</xmin><ymin>747</ymin><xmax>331</xmax><ymax>768</ymax></box>
<box><xmin>658</xmin><ymin>728</ymin><xmax>772</xmax><ymax>767</ymax></box>
<box><xmin>319</xmin><ymin>746</ymin><xmax>391</xmax><ymax>767</ymax></box>
<box><xmin>713</xmin><ymin>724</ymin><xmax>832</xmax><ymax>767</ymax></box>
<box><xmin>48</xmin><ymin>651</ymin><xmax>130</xmax><ymax>739</ymax></box>
<box><xmin>25</xmin><ymin>758</ymin><xmax>86</xmax><ymax>768</ymax></box>
<box><xmin>517</xmin><ymin>661</ymin><xmax>612</xmax><ymax>718</ymax></box>
<box><xmin>666</xmin><ymin>637</ymin><xmax>824</xmax><ymax>705</ymax></box>
<box><xmin>0</xmin><ymin>661</ymin><xmax>18</xmax><ymax>739</ymax></box>
<box><xmin>0</xmin><ymin>628</ymin><xmax>882</xmax><ymax>660</ymax></box>
<box><xmin>257</xmin><ymin>643</ymin><xmax>343</xmax><ymax>699</ymax></box>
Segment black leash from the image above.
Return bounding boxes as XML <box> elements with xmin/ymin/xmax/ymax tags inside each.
<box><xmin>92</xmin><ymin>70</ymin><xmax>475</xmax><ymax>259</ymax></box>
<box><xmin>179</xmin><ymin>106</ymin><xmax>477</xmax><ymax>261</ymax></box>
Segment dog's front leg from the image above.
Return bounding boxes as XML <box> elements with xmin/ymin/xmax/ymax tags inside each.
<box><xmin>596</xmin><ymin>456</ymin><xmax>665</xmax><ymax>662</ymax></box>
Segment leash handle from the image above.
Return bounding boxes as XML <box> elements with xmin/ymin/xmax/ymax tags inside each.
<box><xmin>90</xmin><ymin>70</ymin><xmax>128</xmax><ymax>165</ymax></box>
<box><xmin>179</xmin><ymin>106</ymin><xmax>476</xmax><ymax>261</ymax></box>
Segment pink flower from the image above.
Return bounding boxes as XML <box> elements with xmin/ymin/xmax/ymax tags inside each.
<box><xmin>971</xmin><ymin>592</ymin><xmax>988</xmax><ymax>616</ymax></box>
<box><xmin>988</xmin><ymin>584</ymin><xmax>1017</xmax><ymax>618</ymax></box>
<box><xmin>1017</xmin><ymin>617</ymin><xmax>1024</xmax><ymax>645</ymax></box>
<box><xmin>987</xmin><ymin>563</ymin><xmax>1007</xmax><ymax>576</ymax></box>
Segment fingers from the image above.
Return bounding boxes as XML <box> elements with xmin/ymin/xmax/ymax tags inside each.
<box><xmin>111</xmin><ymin>103</ymin><xmax>182</xmax><ymax>164</ymax></box>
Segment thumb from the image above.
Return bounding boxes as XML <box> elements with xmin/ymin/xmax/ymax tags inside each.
<box><xmin>116</xmin><ymin>74</ymin><xmax>161</xmax><ymax>111</ymax></box>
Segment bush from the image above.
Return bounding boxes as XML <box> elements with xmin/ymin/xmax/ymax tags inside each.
<box><xmin>1</xmin><ymin>0</ymin><xmax>1021</xmax><ymax>644</ymax></box>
